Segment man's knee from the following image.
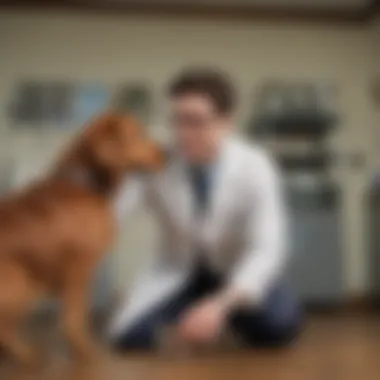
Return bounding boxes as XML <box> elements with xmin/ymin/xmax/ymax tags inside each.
<box><xmin>259</xmin><ymin>286</ymin><xmax>303</xmax><ymax>347</ymax></box>
<box><xmin>230</xmin><ymin>313</ymin><xmax>301</xmax><ymax>348</ymax></box>
<box><xmin>111</xmin><ymin>321</ymin><xmax>156</xmax><ymax>352</ymax></box>
<box><xmin>229</xmin><ymin>288</ymin><xmax>303</xmax><ymax>348</ymax></box>
<box><xmin>260</xmin><ymin>317</ymin><xmax>302</xmax><ymax>347</ymax></box>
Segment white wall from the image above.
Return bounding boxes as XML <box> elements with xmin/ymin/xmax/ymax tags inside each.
<box><xmin>0</xmin><ymin>10</ymin><xmax>376</xmax><ymax>296</ymax></box>
<box><xmin>370</xmin><ymin>16</ymin><xmax>380</xmax><ymax>164</ymax></box>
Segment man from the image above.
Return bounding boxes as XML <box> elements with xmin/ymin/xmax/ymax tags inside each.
<box><xmin>109</xmin><ymin>68</ymin><xmax>301</xmax><ymax>350</ymax></box>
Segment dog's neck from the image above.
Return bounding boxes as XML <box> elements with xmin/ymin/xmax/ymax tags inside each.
<box><xmin>55</xmin><ymin>162</ymin><xmax>122</xmax><ymax>197</ymax></box>
<box><xmin>53</xmin><ymin>141</ymin><xmax>125</xmax><ymax>197</ymax></box>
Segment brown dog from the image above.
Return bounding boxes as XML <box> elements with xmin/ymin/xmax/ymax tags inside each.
<box><xmin>0</xmin><ymin>113</ymin><xmax>166</xmax><ymax>366</ymax></box>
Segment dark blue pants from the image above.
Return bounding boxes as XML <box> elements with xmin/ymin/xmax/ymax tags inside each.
<box><xmin>114</xmin><ymin>264</ymin><xmax>302</xmax><ymax>351</ymax></box>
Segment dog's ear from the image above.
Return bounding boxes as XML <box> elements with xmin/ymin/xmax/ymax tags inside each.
<box><xmin>84</xmin><ymin>113</ymin><xmax>149</xmax><ymax>169</ymax></box>
<box><xmin>85</xmin><ymin>112</ymin><xmax>126</xmax><ymax>168</ymax></box>
<box><xmin>81</xmin><ymin>112</ymin><xmax>122</xmax><ymax>141</ymax></box>
<box><xmin>53</xmin><ymin>112</ymin><xmax>122</xmax><ymax>175</ymax></box>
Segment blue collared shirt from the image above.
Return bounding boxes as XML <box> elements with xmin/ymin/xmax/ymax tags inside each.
<box><xmin>187</xmin><ymin>163</ymin><xmax>218</xmax><ymax>211</ymax></box>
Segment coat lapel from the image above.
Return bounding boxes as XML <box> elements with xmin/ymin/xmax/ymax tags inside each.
<box><xmin>166</xmin><ymin>138</ymin><xmax>239</xmax><ymax>249</ymax></box>
<box><xmin>201</xmin><ymin>138</ymin><xmax>237</xmax><ymax>245</ymax></box>
<box><xmin>166</xmin><ymin>157</ymin><xmax>194</xmax><ymax>236</ymax></box>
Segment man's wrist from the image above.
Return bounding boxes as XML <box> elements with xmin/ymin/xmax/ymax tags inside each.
<box><xmin>216</xmin><ymin>287</ymin><xmax>251</xmax><ymax>313</ymax></box>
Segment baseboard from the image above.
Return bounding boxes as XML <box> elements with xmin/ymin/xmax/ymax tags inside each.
<box><xmin>304</xmin><ymin>296</ymin><xmax>380</xmax><ymax>314</ymax></box>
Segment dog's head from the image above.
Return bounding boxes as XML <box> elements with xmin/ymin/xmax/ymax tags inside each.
<box><xmin>55</xmin><ymin>113</ymin><xmax>167</xmax><ymax>193</ymax></box>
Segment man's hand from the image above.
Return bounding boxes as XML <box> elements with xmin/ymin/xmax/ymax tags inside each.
<box><xmin>177</xmin><ymin>295</ymin><xmax>228</xmax><ymax>345</ymax></box>
<box><xmin>177</xmin><ymin>288</ymin><xmax>249</xmax><ymax>345</ymax></box>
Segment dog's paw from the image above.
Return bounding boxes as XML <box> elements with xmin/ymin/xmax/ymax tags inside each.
<box><xmin>16</xmin><ymin>348</ymin><xmax>45</xmax><ymax>373</ymax></box>
<box><xmin>73</xmin><ymin>343</ymin><xmax>105</xmax><ymax>365</ymax></box>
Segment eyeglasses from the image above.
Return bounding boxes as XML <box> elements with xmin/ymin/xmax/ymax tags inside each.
<box><xmin>170</xmin><ymin>112</ymin><xmax>218</xmax><ymax>129</ymax></box>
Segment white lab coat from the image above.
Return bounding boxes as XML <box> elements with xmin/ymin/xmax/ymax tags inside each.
<box><xmin>108</xmin><ymin>135</ymin><xmax>287</xmax><ymax>338</ymax></box>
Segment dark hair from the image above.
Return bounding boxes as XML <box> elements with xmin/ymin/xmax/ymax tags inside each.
<box><xmin>168</xmin><ymin>68</ymin><xmax>236</xmax><ymax>114</ymax></box>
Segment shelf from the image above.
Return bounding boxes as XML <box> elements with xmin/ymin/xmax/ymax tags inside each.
<box><xmin>252</xmin><ymin>112</ymin><xmax>337</xmax><ymax>139</ymax></box>
<box><xmin>286</xmin><ymin>183</ymin><xmax>340</xmax><ymax>210</ymax></box>
<box><xmin>275</xmin><ymin>153</ymin><xmax>331</xmax><ymax>171</ymax></box>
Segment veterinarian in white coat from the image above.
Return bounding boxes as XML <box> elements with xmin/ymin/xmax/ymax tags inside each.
<box><xmin>109</xmin><ymin>68</ymin><xmax>301</xmax><ymax>349</ymax></box>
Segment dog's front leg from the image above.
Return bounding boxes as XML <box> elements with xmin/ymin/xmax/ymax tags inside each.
<box><xmin>0</xmin><ymin>327</ymin><xmax>38</xmax><ymax>367</ymax></box>
<box><xmin>61</xmin><ymin>258</ymin><xmax>99</xmax><ymax>362</ymax></box>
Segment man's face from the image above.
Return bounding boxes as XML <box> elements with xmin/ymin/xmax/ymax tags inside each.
<box><xmin>170</xmin><ymin>94</ymin><xmax>230</xmax><ymax>164</ymax></box>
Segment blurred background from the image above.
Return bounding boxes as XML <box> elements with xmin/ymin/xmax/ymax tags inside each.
<box><xmin>1</xmin><ymin>0</ymin><xmax>380</xmax><ymax>315</ymax></box>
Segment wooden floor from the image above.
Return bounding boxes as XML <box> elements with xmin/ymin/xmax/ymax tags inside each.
<box><xmin>1</xmin><ymin>313</ymin><xmax>380</xmax><ymax>380</ymax></box>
